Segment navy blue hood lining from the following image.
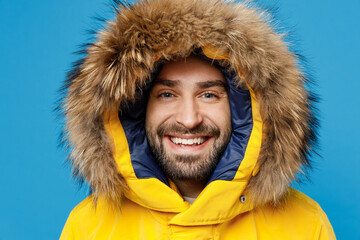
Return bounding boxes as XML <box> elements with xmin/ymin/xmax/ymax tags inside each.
<box><xmin>119</xmin><ymin>50</ymin><xmax>253</xmax><ymax>186</ymax></box>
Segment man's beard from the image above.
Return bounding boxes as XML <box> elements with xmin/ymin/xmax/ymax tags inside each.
<box><xmin>146</xmin><ymin>123</ymin><xmax>232</xmax><ymax>181</ymax></box>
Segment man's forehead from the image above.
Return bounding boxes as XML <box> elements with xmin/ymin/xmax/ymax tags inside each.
<box><xmin>152</xmin><ymin>55</ymin><xmax>227</xmax><ymax>88</ymax></box>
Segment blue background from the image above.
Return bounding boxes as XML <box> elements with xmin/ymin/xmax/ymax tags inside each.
<box><xmin>0</xmin><ymin>0</ymin><xmax>358</xmax><ymax>239</ymax></box>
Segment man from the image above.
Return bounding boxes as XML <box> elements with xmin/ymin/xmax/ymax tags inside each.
<box><xmin>60</xmin><ymin>0</ymin><xmax>336</xmax><ymax>239</ymax></box>
<box><xmin>145</xmin><ymin>55</ymin><xmax>232</xmax><ymax>203</ymax></box>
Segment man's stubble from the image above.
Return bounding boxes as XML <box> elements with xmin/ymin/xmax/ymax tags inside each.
<box><xmin>146</xmin><ymin>122</ymin><xmax>232</xmax><ymax>181</ymax></box>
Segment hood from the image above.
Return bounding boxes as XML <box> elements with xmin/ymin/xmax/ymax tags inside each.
<box><xmin>60</xmin><ymin>0</ymin><xmax>317</xmax><ymax>217</ymax></box>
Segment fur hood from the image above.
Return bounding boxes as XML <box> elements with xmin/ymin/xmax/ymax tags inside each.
<box><xmin>60</xmin><ymin>0</ymin><xmax>317</xmax><ymax>208</ymax></box>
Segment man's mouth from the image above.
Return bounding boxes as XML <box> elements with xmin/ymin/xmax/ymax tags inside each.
<box><xmin>169</xmin><ymin>136</ymin><xmax>209</xmax><ymax>146</ymax></box>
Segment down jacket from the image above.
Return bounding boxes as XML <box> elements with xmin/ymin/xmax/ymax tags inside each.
<box><xmin>60</xmin><ymin>0</ymin><xmax>336</xmax><ymax>239</ymax></box>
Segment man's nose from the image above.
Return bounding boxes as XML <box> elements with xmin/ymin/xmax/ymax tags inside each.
<box><xmin>175</xmin><ymin>99</ymin><xmax>203</xmax><ymax>129</ymax></box>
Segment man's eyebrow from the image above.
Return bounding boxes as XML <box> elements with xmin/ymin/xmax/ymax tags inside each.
<box><xmin>152</xmin><ymin>78</ymin><xmax>179</xmax><ymax>87</ymax></box>
<box><xmin>197</xmin><ymin>80</ymin><xmax>229</xmax><ymax>91</ymax></box>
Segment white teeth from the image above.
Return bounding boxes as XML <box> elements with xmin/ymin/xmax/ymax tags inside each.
<box><xmin>170</xmin><ymin>137</ymin><xmax>206</xmax><ymax>146</ymax></box>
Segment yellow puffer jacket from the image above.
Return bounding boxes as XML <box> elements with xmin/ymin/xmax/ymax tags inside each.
<box><xmin>59</xmin><ymin>0</ymin><xmax>336</xmax><ymax>239</ymax></box>
<box><xmin>61</xmin><ymin>191</ymin><xmax>333</xmax><ymax>240</ymax></box>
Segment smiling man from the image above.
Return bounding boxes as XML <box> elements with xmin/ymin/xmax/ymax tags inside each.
<box><xmin>60</xmin><ymin>0</ymin><xmax>336</xmax><ymax>239</ymax></box>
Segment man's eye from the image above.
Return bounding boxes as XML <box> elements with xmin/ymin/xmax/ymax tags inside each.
<box><xmin>159</xmin><ymin>92</ymin><xmax>174</xmax><ymax>98</ymax></box>
<box><xmin>202</xmin><ymin>92</ymin><xmax>217</xmax><ymax>98</ymax></box>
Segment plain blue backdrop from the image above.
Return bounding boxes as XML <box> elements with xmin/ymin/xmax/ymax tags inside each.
<box><xmin>0</xmin><ymin>0</ymin><xmax>359</xmax><ymax>239</ymax></box>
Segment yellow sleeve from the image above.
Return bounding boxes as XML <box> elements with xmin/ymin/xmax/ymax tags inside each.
<box><xmin>59</xmin><ymin>210</ymin><xmax>75</xmax><ymax>240</ymax></box>
<box><xmin>59</xmin><ymin>197</ymin><xmax>92</xmax><ymax>240</ymax></box>
<box><xmin>315</xmin><ymin>205</ymin><xmax>336</xmax><ymax>240</ymax></box>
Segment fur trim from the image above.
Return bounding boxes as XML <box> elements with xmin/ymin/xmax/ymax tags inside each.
<box><xmin>60</xmin><ymin>0</ymin><xmax>317</xmax><ymax>206</ymax></box>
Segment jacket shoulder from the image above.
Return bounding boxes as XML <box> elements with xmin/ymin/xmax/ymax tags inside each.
<box><xmin>59</xmin><ymin>196</ymin><xmax>95</xmax><ymax>240</ymax></box>
<box><xmin>59</xmin><ymin>196</ymin><xmax>162</xmax><ymax>240</ymax></box>
<box><xmin>60</xmin><ymin>196</ymin><xmax>125</xmax><ymax>239</ymax></box>
<box><xmin>255</xmin><ymin>188</ymin><xmax>336</xmax><ymax>240</ymax></box>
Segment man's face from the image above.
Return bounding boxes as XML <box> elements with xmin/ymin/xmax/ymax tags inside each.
<box><xmin>145</xmin><ymin>56</ymin><xmax>231</xmax><ymax>181</ymax></box>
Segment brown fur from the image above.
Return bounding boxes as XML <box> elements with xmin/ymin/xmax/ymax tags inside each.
<box><xmin>61</xmin><ymin>0</ymin><xmax>316</xmax><ymax>207</ymax></box>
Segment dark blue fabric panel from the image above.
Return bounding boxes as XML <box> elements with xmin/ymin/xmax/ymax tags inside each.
<box><xmin>206</xmin><ymin>71</ymin><xmax>253</xmax><ymax>183</ymax></box>
<box><xmin>119</xmin><ymin>93</ymin><xmax>169</xmax><ymax>185</ymax></box>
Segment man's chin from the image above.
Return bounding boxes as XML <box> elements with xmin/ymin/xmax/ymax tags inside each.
<box><xmin>152</xmin><ymin>143</ymin><xmax>219</xmax><ymax>181</ymax></box>
<box><xmin>166</xmin><ymin>153</ymin><xmax>204</xmax><ymax>164</ymax></box>
<box><xmin>161</xmin><ymin>156</ymin><xmax>214</xmax><ymax>181</ymax></box>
